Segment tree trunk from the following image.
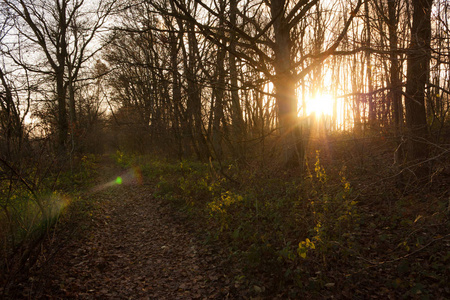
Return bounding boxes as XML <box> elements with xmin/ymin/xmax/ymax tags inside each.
<box><xmin>169</xmin><ymin>28</ymin><xmax>184</xmax><ymax>159</ymax></box>
<box><xmin>388</xmin><ymin>0</ymin><xmax>403</xmax><ymax>132</ymax></box>
<box><xmin>405</xmin><ymin>0</ymin><xmax>432</xmax><ymax>165</ymax></box>
<box><xmin>212</xmin><ymin>2</ymin><xmax>226</xmax><ymax>160</ymax></box>
<box><xmin>229</xmin><ymin>0</ymin><xmax>244</xmax><ymax>160</ymax></box>
<box><xmin>0</xmin><ymin>67</ymin><xmax>23</xmax><ymax>160</ymax></box>
<box><xmin>56</xmin><ymin>0</ymin><xmax>69</xmax><ymax>152</ymax></box>
<box><xmin>186</xmin><ymin>22</ymin><xmax>208</xmax><ymax>160</ymax></box>
<box><xmin>270</xmin><ymin>0</ymin><xmax>302</xmax><ymax>168</ymax></box>
<box><xmin>67</xmin><ymin>64</ymin><xmax>77</xmax><ymax>153</ymax></box>
<box><xmin>365</xmin><ymin>0</ymin><xmax>376</xmax><ymax>127</ymax></box>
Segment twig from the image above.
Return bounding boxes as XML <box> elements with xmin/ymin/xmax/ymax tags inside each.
<box><xmin>332</xmin><ymin>233</ymin><xmax>450</xmax><ymax>274</ymax></box>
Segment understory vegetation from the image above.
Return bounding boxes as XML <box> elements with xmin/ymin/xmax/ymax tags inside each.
<box><xmin>0</xmin><ymin>152</ymin><xmax>99</xmax><ymax>291</ymax></box>
<box><xmin>1</xmin><ymin>0</ymin><xmax>450</xmax><ymax>298</ymax></box>
<box><xmin>113</xmin><ymin>134</ymin><xmax>450</xmax><ymax>299</ymax></box>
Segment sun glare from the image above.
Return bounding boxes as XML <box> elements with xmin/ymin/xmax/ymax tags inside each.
<box><xmin>303</xmin><ymin>94</ymin><xmax>334</xmax><ymax>117</ymax></box>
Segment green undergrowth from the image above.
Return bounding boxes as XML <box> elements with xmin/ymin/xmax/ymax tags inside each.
<box><xmin>117</xmin><ymin>150</ymin><xmax>449</xmax><ymax>298</ymax></box>
<box><xmin>0</xmin><ymin>154</ymin><xmax>100</xmax><ymax>290</ymax></box>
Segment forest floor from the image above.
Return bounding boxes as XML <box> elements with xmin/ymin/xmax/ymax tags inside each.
<box><xmin>5</xmin><ymin>150</ymin><xmax>450</xmax><ymax>299</ymax></box>
<box><xmin>10</xmin><ymin>157</ymin><xmax>238</xmax><ymax>299</ymax></box>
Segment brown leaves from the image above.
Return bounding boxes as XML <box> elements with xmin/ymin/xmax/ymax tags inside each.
<box><xmin>27</xmin><ymin>166</ymin><xmax>234</xmax><ymax>299</ymax></box>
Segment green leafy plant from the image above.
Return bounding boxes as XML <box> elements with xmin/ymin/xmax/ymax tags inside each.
<box><xmin>208</xmin><ymin>191</ymin><xmax>244</xmax><ymax>230</ymax></box>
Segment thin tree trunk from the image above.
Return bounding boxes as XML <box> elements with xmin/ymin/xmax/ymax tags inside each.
<box><xmin>169</xmin><ymin>29</ymin><xmax>183</xmax><ymax>159</ymax></box>
<box><xmin>56</xmin><ymin>0</ymin><xmax>69</xmax><ymax>152</ymax></box>
<box><xmin>229</xmin><ymin>0</ymin><xmax>244</xmax><ymax>160</ymax></box>
<box><xmin>388</xmin><ymin>0</ymin><xmax>403</xmax><ymax>132</ymax></box>
<box><xmin>186</xmin><ymin>22</ymin><xmax>208</xmax><ymax>160</ymax></box>
<box><xmin>212</xmin><ymin>1</ymin><xmax>226</xmax><ymax>160</ymax></box>
<box><xmin>56</xmin><ymin>65</ymin><xmax>68</xmax><ymax>152</ymax></box>
<box><xmin>365</xmin><ymin>0</ymin><xmax>376</xmax><ymax>127</ymax></box>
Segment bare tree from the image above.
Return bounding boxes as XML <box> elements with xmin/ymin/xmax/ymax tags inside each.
<box><xmin>170</xmin><ymin>0</ymin><xmax>363</xmax><ymax>167</ymax></box>
<box><xmin>1</xmin><ymin>0</ymin><xmax>115</xmax><ymax>153</ymax></box>
<box><xmin>0</xmin><ymin>12</ymin><xmax>29</xmax><ymax>162</ymax></box>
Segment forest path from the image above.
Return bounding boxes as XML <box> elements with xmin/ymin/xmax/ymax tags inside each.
<box><xmin>27</xmin><ymin>157</ymin><xmax>233</xmax><ymax>299</ymax></box>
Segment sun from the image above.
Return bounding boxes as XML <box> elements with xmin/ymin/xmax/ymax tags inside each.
<box><xmin>300</xmin><ymin>93</ymin><xmax>334</xmax><ymax>118</ymax></box>
<box><xmin>297</xmin><ymin>93</ymin><xmax>349</xmax><ymax>130</ymax></box>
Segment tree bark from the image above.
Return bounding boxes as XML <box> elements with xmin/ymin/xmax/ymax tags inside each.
<box><xmin>211</xmin><ymin>0</ymin><xmax>226</xmax><ymax>160</ymax></box>
<box><xmin>388</xmin><ymin>0</ymin><xmax>403</xmax><ymax>132</ymax></box>
<box><xmin>229</xmin><ymin>0</ymin><xmax>244</xmax><ymax>160</ymax></box>
<box><xmin>56</xmin><ymin>0</ymin><xmax>69</xmax><ymax>151</ymax></box>
<box><xmin>186</xmin><ymin>21</ymin><xmax>209</xmax><ymax>160</ymax></box>
<box><xmin>365</xmin><ymin>0</ymin><xmax>376</xmax><ymax>127</ymax></box>
<box><xmin>405</xmin><ymin>0</ymin><xmax>432</xmax><ymax>164</ymax></box>
<box><xmin>270</xmin><ymin>0</ymin><xmax>302</xmax><ymax>167</ymax></box>
<box><xmin>169</xmin><ymin>26</ymin><xmax>184</xmax><ymax>159</ymax></box>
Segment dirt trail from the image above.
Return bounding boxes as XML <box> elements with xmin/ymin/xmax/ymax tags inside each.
<box><xmin>18</xmin><ymin>159</ymin><xmax>234</xmax><ymax>299</ymax></box>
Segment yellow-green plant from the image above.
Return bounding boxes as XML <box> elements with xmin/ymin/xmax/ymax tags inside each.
<box><xmin>208</xmin><ymin>191</ymin><xmax>243</xmax><ymax>230</ymax></box>
<box><xmin>115</xmin><ymin>150</ymin><xmax>125</xmax><ymax>165</ymax></box>
<box><xmin>298</xmin><ymin>238</ymin><xmax>316</xmax><ymax>259</ymax></box>
<box><xmin>298</xmin><ymin>151</ymin><xmax>358</xmax><ymax>259</ymax></box>
<box><xmin>314</xmin><ymin>150</ymin><xmax>327</xmax><ymax>184</ymax></box>
<box><xmin>113</xmin><ymin>150</ymin><xmax>134</xmax><ymax>167</ymax></box>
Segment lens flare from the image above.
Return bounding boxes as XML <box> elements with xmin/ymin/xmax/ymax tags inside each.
<box><xmin>90</xmin><ymin>166</ymin><xmax>143</xmax><ymax>193</ymax></box>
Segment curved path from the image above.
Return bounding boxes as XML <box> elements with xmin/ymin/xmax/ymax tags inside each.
<box><xmin>20</xmin><ymin>161</ymin><xmax>235</xmax><ymax>299</ymax></box>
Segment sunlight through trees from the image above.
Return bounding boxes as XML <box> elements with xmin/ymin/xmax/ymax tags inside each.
<box><xmin>1</xmin><ymin>0</ymin><xmax>450</xmax><ymax>297</ymax></box>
